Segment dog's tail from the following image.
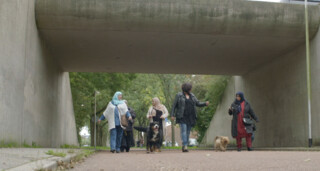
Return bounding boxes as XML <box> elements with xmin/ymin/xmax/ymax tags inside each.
<box><xmin>134</xmin><ymin>126</ymin><xmax>148</xmax><ymax>132</ymax></box>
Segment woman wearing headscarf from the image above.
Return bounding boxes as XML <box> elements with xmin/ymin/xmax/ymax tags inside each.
<box><xmin>120</xmin><ymin>100</ymin><xmax>136</xmax><ymax>152</ymax></box>
<box><xmin>98</xmin><ymin>91</ymin><xmax>132</xmax><ymax>153</ymax></box>
<box><xmin>171</xmin><ymin>83</ymin><xmax>209</xmax><ymax>152</ymax></box>
<box><xmin>146</xmin><ymin>97</ymin><xmax>169</xmax><ymax>146</ymax></box>
<box><xmin>228</xmin><ymin>92</ymin><xmax>259</xmax><ymax>151</ymax></box>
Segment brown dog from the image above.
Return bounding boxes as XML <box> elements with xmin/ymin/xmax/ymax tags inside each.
<box><xmin>214</xmin><ymin>136</ymin><xmax>230</xmax><ymax>152</ymax></box>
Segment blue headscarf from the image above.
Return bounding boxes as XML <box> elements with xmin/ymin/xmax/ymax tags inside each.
<box><xmin>112</xmin><ymin>91</ymin><xmax>124</xmax><ymax>106</ymax></box>
<box><xmin>235</xmin><ymin>92</ymin><xmax>245</xmax><ymax>104</ymax></box>
<box><xmin>234</xmin><ymin>92</ymin><xmax>245</xmax><ymax>114</ymax></box>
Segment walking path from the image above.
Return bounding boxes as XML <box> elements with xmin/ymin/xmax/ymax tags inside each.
<box><xmin>1</xmin><ymin>148</ymin><xmax>320</xmax><ymax>170</ymax></box>
<box><xmin>73</xmin><ymin>149</ymin><xmax>320</xmax><ymax>171</ymax></box>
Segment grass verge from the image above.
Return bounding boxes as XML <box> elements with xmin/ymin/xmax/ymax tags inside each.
<box><xmin>46</xmin><ymin>150</ymin><xmax>67</xmax><ymax>157</ymax></box>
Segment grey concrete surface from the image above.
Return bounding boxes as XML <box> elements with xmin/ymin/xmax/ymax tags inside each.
<box><xmin>0</xmin><ymin>0</ymin><xmax>78</xmax><ymax>147</ymax></box>
<box><xmin>1</xmin><ymin>0</ymin><xmax>320</xmax><ymax>149</ymax></box>
<box><xmin>203</xmin><ymin>25</ymin><xmax>320</xmax><ymax>147</ymax></box>
<box><xmin>201</xmin><ymin>77</ymin><xmax>237</xmax><ymax>146</ymax></box>
<box><xmin>35</xmin><ymin>0</ymin><xmax>320</xmax><ymax>75</ymax></box>
<box><xmin>0</xmin><ymin>148</ymin><xmax>81</xmax><ymax>170</ymax></box>
<box><xmin>73</xmin><ymin>150</ymin><xmax>320</xmax><ymax>171</ymax></box>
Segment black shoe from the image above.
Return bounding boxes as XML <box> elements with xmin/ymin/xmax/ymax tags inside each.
<box><xmin>182</xmin><ymin>146</ymin><xmax>189</xmax><ymax>152</ymax></box>
<box><xmin>237</xmin><ymin>148</ymin><xmax>241</xmax><ymax>152</ymax></box>
<box><xmin>110</xmin><ymin>150</ymin><xmax>115</xmax><ymax>153</ymax></box>
<box><xmin>116</xmin><ymin>150</ymin><xmax>120</xmax><ymax>153</ymax></box>
<box><xmin>247</xmin><ymin>147</ymin><xmax>253</xmax><ymax>151</ymax></box>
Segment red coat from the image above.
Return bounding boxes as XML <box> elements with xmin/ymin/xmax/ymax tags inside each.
<box><xmin>237</xmin><ymin>101</ymin><xmax>248</xmax><ymax>138</ymax></box>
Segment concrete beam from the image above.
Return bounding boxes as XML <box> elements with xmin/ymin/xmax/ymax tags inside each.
<box><xmin>35</xmin><ymin>0</ymin><xmax>320</xmax><ymax>74</ymax></box>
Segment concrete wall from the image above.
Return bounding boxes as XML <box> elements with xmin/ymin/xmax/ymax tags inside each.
<box><xmin>203</xmin><ymin>26</ymin><xmax>320</xmax><ymax>147</ymax></box>
<box><xmin>201</xmin><ymin>77</ymin><xmax>237</xmax><ymax>146</ymax></box>
<box><xmin>0</xmin><ymin>0</ymin><xmax>78</xmax><ymax>147</ymax></box>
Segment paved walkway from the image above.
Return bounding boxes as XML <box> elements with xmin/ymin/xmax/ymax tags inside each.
<box><xmin>0</xmin><ymin>148</ymin><xmax>80</xmax><ymax>170</ymax></box>
<box><xmin>73</xmin><ymin>150</ymin><xmax>320</xmax><ymax>171</ymax></box>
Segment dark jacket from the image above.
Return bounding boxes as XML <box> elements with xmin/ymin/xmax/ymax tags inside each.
<box><xmin>228</xmin><ymin>101</ymin><xmax>259</xmax><ymax>137</ymax></box>
<box><xmin>171</xmin><ymin>92</ymin><xmax>207</xmax><ymax>119</ymax></box>
<box><xmin>126</xmin><ymin>107</ymin><xmax>136</xmax><ymax>131</ymax></box>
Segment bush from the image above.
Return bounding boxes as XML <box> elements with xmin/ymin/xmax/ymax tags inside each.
<box><xmin>193</xmin><ymin>76</ymin><xmax>230</xmax><ymax>143</ymax></box>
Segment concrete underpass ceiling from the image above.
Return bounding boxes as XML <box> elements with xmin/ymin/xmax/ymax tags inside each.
<box><xmin>36</xmin><ymin>0</ymin><xmax>320</xmax><ymax>75</ymax></box>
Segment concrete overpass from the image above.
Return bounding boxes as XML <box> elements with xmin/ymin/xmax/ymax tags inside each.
<box><xmin>1</xmin><ymin>0</ymin><xmax>320</xmax><ymax>147</ymax></box>
<box><xmin>36</xmin><ymin>0</ymin><xmax>320</xmax><ymax>75</ymax></box>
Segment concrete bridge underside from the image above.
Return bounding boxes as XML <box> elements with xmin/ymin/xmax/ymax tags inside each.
<box><xmin>1</xmin><ymin>0</ymin><xmax>320</xmax><ymax>147</ymax></box>
<box><xmin>36</xmin><ymin>0</ymin><xmax>320</xmax><ymax>75</ymax></box>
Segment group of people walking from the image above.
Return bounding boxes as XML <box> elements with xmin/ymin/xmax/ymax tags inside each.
<box><xmin>98</xmin><ymin>82</ymin><xmax>258</xmax><ymax>153</ymax></box>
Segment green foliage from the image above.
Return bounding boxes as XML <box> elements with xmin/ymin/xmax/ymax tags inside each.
<box><xmin>69</xmin><ymin>72</ymin><xmax>136</xmax><ymax>145</ymax></box>
<box><xmin>0</xmin><ymin>141</ymin><xmax>19</xmax><ymax>148</ymax></box>
<box><xmin>60</xmin><ymin>144</ymin><xmax>79</xmax><ymax>149</ymax></box>
<box><xmin>46</xmin><ymin>150</ymin><xmax>67</xmax><ymax>157</ymax></box>
<box><xmin>81</xmin><ymin>146</ymin><xmax>110</xmax><ymax>150</ymax></box>
<box><xmin>124</xmin><ymin>74</ymin><xmax>165</xmax><ymax>127</ymax></box>
<box><xmin>0</xmin><ymin>140</ymin><xmax>42</xmax><ymax>148</ymax></box>
<box><xmin>162</xmin><ymin>146</ymin><xmax>198</xmax><ymax>150</ymax></box>
<box><xmin>73</xmin><ymin>149</ymin><xmax>95</xmax><ymax>162</ymax></box>
<box><xmin>67</xmin><ymin>149</ymin><xmax>75</xmax><ymax>153</ymax></box>
<box><xmin>23</xmin><ymin>141</ymin><xmax>41</xmax><ymax>148</ymax></box>
<box><xmin>124</xmin><ymin>74</ymin><xmax>189</xmax><ymax>126</ymax></box>
<box><xmin>193</xmin><ymin>76</ymin><xmax>230</xmax><ymax>143</ymax></box>
<box><xmin>70</xmin><ymin>72</ymin><xmax>229</xmax><ymax>147</ymax></box>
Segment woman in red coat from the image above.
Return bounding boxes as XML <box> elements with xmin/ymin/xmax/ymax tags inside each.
<box><xmin>229</xmin><ymin>92</ymin><xmax>259</xmax><ymax>151</ymax></box>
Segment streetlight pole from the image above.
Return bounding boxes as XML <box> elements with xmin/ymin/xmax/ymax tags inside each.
<box><xmin>304</xmin><ymin>0</ymin><xmax>312</xmax><ymax>147</ymax></box>
<box><xmin>94</xmin><ymin>91</ymin><xmax>97</xmax><ymax>150</ymax></box>
<box><xmin>94</xmin><ymin>91</ymin><xmax>100</xmax><ymax>150</ymax></box>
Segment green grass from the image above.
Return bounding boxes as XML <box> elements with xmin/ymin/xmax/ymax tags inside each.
<box><xmin>81</xmin><ymin>146</ymin><xmax>110</xmax><ymax>150</ymax></box>
<box><xmin>23</xmin><ymin>141</ymin><xmax>42</xmax><ymax>148</ymax></box>
<box><xmin>60</xmin><ymin>144</ymin><xmax>79</xmax><ymax>149</ymax></box>
<box><xmin>162</xmin><ymin>146</ymin><xmax>199</xmax><ymax>150</ymax></box>
<box><xmin>73</xmin><ymin>149</ymin><xmax>95</xmax><ymax>162</ymax></box>
<box><xmin>0</xmin><ymin>140</ymin><xmax>42</xmax><ymax>148</ymax></box>
<box><xmin>67</xmin><ymin>149</ymin><xmax>75</xmax><ymax>153</ymax></box>
<box><xmin>0</xmin><ymin>141</ymin><xmax>19</xmax><ymax>148</ymax></box>
<box><xmin>46</xmin><ymin>150</ymin><xmax>67</xmax><ymax>157</ymax></box>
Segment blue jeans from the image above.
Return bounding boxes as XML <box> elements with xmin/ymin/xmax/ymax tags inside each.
<box><xmin>110</xmin><ymin>126</ymin><xmax>123</xmax><ymax>151</ymax></box>
<box><xmin>180</xmin><ymin>123</ymin><xmax>192</xmax><ymax>147</ymax></box>
<box><xmin>252</xmin><ymin>132</ymin><xmax>255</xmax><ymax>142</ymax></box>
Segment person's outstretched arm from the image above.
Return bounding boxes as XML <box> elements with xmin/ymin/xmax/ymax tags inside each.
<box><xmin>193</xmin><ymin>95</ymin><xmax>207</xmax><ymax>107</ymax></box>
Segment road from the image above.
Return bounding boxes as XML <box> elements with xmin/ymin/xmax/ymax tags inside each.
<box><xmin>73</xmin><ymin>150</ymin><xmax>320</xmax><ymax>171</ymax></box>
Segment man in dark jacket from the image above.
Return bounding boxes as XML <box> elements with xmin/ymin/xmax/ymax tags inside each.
<box><xmin>171</xmin><ymin>83</ymin><xmax>209</xmax><ymax>152</ymax></box>
<box><xmin>120</xmin><ymin>101</ymin><xmax>136</xmax><ymax>152</ymax></box>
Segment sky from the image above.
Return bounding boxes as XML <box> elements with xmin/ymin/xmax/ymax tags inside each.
<box><xmin>80</xmin><ymin>126</ymin><xmax>90</xmax><ymax>137</ymax></box>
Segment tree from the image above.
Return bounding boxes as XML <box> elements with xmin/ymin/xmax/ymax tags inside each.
<box><xmin>157</xmin><ymin>74</ymin><xmax>189</xmax><ymax>145</ymax></box>
<box><xmin>70</xmin><ymin>72</ymin><xmax>136</xmax><ymax>146</ymax></box>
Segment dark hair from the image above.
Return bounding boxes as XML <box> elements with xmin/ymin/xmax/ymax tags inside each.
<box><xmin>181</xmin><ymin>83</ymin><xmax>192</xmax><ymax>93</ymax></box>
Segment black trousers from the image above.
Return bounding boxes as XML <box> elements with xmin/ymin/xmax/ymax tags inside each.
<box><xmin>120</xmin><ymin>131</ymin><xmax>133</xmax><ymax>152</ymax></box>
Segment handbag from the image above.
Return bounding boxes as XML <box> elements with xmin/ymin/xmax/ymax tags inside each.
<box><xmin>243</xmin><ymin>117</ymin><xmax>254</xmax><ymax>126</ymax></box>
<box><xmin>118</xmin><ymin>107</ymin><xmax>128</xmax><ymax>128</ymax></box>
